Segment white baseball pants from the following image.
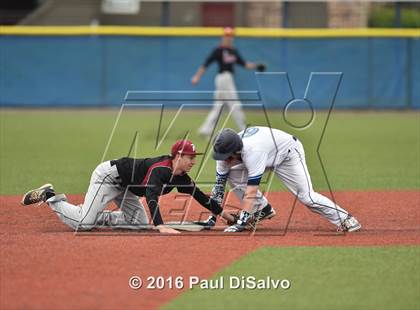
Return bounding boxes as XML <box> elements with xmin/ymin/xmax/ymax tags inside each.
<box><xmin>46</xmin><ymin>161</ymin><xmax>149</xmax><ymax>230</ymax></box>
<box><xmin>198</xmin><ymin>72</ymin><xmax>246</xmax><ymax>136</ymax></box>
<box><xmin>227</xmin><ymin>140</ymin><xmax>350</xmax><ymax>227</ymax></box>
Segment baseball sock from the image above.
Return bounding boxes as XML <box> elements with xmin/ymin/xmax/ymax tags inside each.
<box><xmin>237</xmin><ymin>210</ymin><xmax>250</xmax><ymax>226</ymax></box>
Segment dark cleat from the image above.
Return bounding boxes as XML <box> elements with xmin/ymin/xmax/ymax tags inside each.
<box><xmin>253</xmin><ymin>203</ymin><xmax>276</xmax><ymax>222</ymax></box>
<box><xmin>21</xmin><ymin>184</ymin><xmax>55</xmax><ymax>206</ymax></box>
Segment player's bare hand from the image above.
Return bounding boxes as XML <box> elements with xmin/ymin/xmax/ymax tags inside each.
<box><xmin>191</xmin><ymin>75</ymin><xmax>199</xmax><ymax>85</ymax></box>
<box><xmin>157</xmin><ymin>225</ymin><xmax>181</xmax><ymax>234</ymax></box>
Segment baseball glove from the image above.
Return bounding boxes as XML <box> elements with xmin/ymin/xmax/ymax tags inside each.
<box><xmin>256</xmin><ymin>63</ymin><xmax>267</xmax><ymax>72</ymax></box>
<box><xmin>226</xmin><ymin>211</ymin><xmax>258</xmax><ymax>230</ymax></box>
<box><xmin>226</xmin><ymin>212</ymin><xmax>240</xmax><ymax>226</ymax></box>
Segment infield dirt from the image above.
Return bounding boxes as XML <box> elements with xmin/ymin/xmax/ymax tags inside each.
<box><xmin>1</xmin><ymin>191</ymin><xmax>419</xmax><ymax>309</ymax></box>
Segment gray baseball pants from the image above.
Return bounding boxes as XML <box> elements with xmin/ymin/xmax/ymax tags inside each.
<box><xmin>198</xmin><ymin>72</ymin><xmax>246</xmax><ymax>136</ymax></box>
<box><xmin>46</xmin><ymin>161</ymin><xmax>149</xmax><ymax>230</ymax></box>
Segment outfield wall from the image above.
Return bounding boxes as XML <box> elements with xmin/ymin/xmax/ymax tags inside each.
<box><xmin>1</xmin><ymin>27</ymin><xmax>419</xmax><ymax>108</ymax></box>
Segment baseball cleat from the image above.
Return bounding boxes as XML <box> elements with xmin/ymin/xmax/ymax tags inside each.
<box><xmin>224</xmin><ymin>223</ymin><xmax>245</xmax><ymax>232</ymax></box>
<box><xmin>253</xmin><ymin>203</ymin><xmax>276</xmax><ymax>222</ymax></box>
<box><xmin>193</xmin><ymin>215</ymin><xmax>217</xmax><ymax>230</ymax></box>
<box><xmin>341</xmin><ymin>215</ymin><xmax>362</xmax><ymax>232</ymax></box>
<box><xmin>224</xmin><ymin>210</ymin><xmax>250</xmax><ymax>232</ymax></box>
<box><xmin>21</xmin><ymin>183</ymin><xmax>55</xmax><ymax>206</ymax></box>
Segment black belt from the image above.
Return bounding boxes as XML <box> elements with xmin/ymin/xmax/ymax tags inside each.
<box><xmin>110</xmin><ymin>160</ymin><xmax>121</xmax><ymax>181</ymax></box>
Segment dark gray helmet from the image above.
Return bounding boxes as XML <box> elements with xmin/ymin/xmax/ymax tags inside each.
<box><xmin>212</xmin><ymin>128</ymin><xmax>243</xmax><ymax>160</ymax></box>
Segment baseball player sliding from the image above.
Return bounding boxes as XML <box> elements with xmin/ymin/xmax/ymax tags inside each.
<box><xmin>206</xmin><ymin>127</ymin><xmax>362</xmax><ymax>233</ymax></box>
<box><xmin>191</xmin><ymin>27</ymin><xmax>266</xmax><ymax>137</ymax></box>
<box><xmin>21</xmin><ymin>140</ymin><xmax>236</xmax><ymax>234</ymax></box>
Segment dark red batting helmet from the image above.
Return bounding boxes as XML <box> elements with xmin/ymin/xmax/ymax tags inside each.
<box><xmin>171</xmin><ymin>140</ymin><xmax>204</xmax><ymax>157</ymax></box>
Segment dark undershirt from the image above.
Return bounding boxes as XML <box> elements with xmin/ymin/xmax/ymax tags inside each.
<box><xmin>204</xmin><ymin>46</ymin><xmax>246</xmax><ymax>73</ymax></box>
<box><xmin>113</xmin><ymin>156</ymin><xmax>222</xmax><ymax>226</ymax></box>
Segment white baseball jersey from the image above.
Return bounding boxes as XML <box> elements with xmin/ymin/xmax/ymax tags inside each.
<box><xmin>214</xmin><ymin>126</ymin><xmax>352</xmax><ymax>228</ymax></box>
<box><xmin>216</xmin><ymin>126</ymin><xmax>296</xmax><ymax>185</ymax></box>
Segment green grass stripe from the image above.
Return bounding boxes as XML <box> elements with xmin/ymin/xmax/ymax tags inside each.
<box><xmin>1</xmin><ymin>110</ymin><xmax>419</xmax><ymax>194</ymax></box>
<box><xmin>163</xmin><ymin>246</ymin><xmax>420</xmax><ymax>310</ymax></box>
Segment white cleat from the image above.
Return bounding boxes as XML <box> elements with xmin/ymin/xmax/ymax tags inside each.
<box><xmin>341</xmin><ymin>215</ymin><xmax>362</xmax><ymax>232</ymax></box>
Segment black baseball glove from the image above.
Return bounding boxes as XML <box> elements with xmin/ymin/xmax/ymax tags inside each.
<box><xmin>226</xmin><ymin>211</ymin><xmax>257</xmax><ymax>230</ymax></box>
<box><xmin>226</xmin><ymin>212</ymin><xmax>240</xmax><ymax>226</ymax></box>
<box><xmin>256</xmin><ymin>63</ymin><xmax>267</xmax><ymax>72</ymax></box>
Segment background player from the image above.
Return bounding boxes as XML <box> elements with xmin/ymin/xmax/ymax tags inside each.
<box><xmin>21</xmin><ymin>140</ymin><xmax>236</xmax><ymax>234</ymax></box>
<box><xmin>208</xmin><ymin>127</ymin><xmax>362</xmax><ymax>233</ymax></box>
<box><xmin>191</xmin><ymin>27</ymin><xmax>266</xmax><ymax>137</ymax></box>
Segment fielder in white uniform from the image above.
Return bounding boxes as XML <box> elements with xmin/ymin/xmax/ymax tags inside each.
<box><xmin>191</xmin><ymin>27</ymin><xmax>266</xmax><ymax>137</ymax></box>
<box><xmin>208</xmin><ymin>126</ymin><xmax>362</xmax><ymax>233</ymax></box>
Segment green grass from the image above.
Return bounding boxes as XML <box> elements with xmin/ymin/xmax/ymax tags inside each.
<box><xmin>0</xmin><ymin>109</ymin><xmax>419</xmax><ymax>194</ymax></box>
<box><xmin>163</xmin><ymin>246</ymin><xmax>420</xmax><ymax>310</ymax></box>
<box><xmin>1</xmin><ymin>110</ymin><xmax>418</xmax><ymax>310</ymax></box>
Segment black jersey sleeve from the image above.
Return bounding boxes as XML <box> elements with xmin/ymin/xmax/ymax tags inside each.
<box><xmin>144</xmin><ymin>167</ymin><xmax>171</xmax><ymax>226</ymax></box>
<box><xmin>203</xmin><ymin>48</ymin><xmax>219</xmax><ymax>68</ymax></box>
<box><xmin>177</xmin><ymin>176</ymin><xmax>223</xmax><ymax>215</ymax></box>
<box><xmin>234</xmin><ymin>49</ymin><xmax>246</xmax><ymax>67</ymax></box>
